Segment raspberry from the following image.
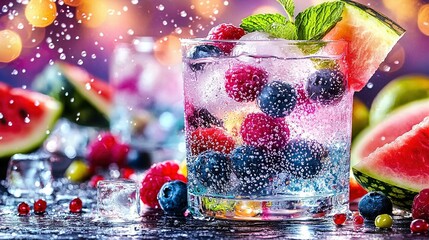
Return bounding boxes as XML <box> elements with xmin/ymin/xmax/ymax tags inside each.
<box><xmin>412</xmin><ymin>188</ymin><xmax>429</xmax><ymax>220</ymax></box>
<box><xmin>225</xmin><ymin>64</ymin><xmax>268</xmax><ymax>102</ymax></box>
<box><xmin>207</xmin><ymin>23</ymin><xmax>245</xmax><ymax>53</ymax></box>
<box><xmin>140</xmin><ymin>161</ymin><xmax>187</xmax><ymax>209</ymax></box>
<box><xmin>295</xmin><ymin>86</ymin><xmax>316</xmax><ymax>114</ymax></box>
<box><xmin>189</xmin><ymin>127</ymin><xmax>236</xmax><ymax>156</ymax></box>
<box><xmin>240</xmin><ymin>113</ymin><xmax>290</xmax><ymax>149</ymax></box>
<box><xmin>87</xmin><ymin>132</ymin><xmax>130</xmax><ymax>170</ymax></box>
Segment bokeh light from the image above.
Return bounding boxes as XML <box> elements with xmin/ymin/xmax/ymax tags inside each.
<box><xmin>0</xmin><ymin>30</ymin><xmax>23</xmax><ymax>63</ymax></box>
<box><xmin>25</xmin><ymin>0</ymin><xmax>57</xmax><ymax>28</ymax></box>
<box><xmin>382</xmin><ymin>0</ymin><xmax>420</xmax><ymax>24</ymax></box>
<box><xmin>418</xmin><ymin>4</ymin><xmax>429</xmax><ymax>36</ymax></box>
<box><xmin>252</xmin><ymin>6</ymin><xmax>282</xmax><ymax>15</ymax></box>
<box><xmin>63</xmin><ymin>0</ymin><xmax>83</xmax><ymax>7</ymax></box>
<box><xmin>378</xmin><ymin>44</ymin><xmax>405</xmax><ymax>73</ymax></box>
<box><xmin>154</xmin><ymin>35</ymin><xmax>181</xmax><ymax>65</ymax></box>
<box><xmin>76</xmin><ymin>0</ymin><xmax>108</xmax><ymax>28</ymax></box>
<box><xmin>191</xmin><ymin>0</ymin><xmax>226</xmax><ymax>19</ymax></box>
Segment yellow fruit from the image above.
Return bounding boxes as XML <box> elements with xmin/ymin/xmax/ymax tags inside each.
<box><xmin>370</xmin><ymin>75</ymin><xmax>429</xmax><ymax>125</ymax></box>
<box><xmin>234</xmin><ymin>201</ymin><xmax>261</xmax><ymax>217</ymax></box>
<box><xmin>352</xmin><ymin>97</ymin><xmax>369</xmax><ymax>140</ymax></box>
<box><xmin>65</xmin><ymin>160</ymin><xmax>90</xmax><ymax>182</ymax></box>
<box><xmin>178</xmin><ymin>159</ymin><xmax>187</xmax><ymax>178</ymax></box>
<box><xmin>375</xmin><ymin>214</ymin><xmax>393</xmax><ymax>228</ymax></box>
<box><xmin>223</xmin><ymin>110</ymin><xmax>247</xmax><ymax>143</ymax></box>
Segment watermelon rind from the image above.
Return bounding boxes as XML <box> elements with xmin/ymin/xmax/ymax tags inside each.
<box><xmin>0</xmin><ymin>90</ymin><xmax>62</xmax><ymax>158</ymax></box>
<box><xmin>352</xmin><ymin>169</ymin><xmax>416</xmax><ymax>209</ymax></box>
<box><xmin>32</xmin><ymin>62</ymin><xmax>112</xmax><ymax>128</ymax></box>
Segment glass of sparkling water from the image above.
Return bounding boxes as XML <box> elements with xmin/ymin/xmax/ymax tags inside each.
<box><xmin>181</xmin><ymin>38</ymin><xmax>352</xmax><ymax>220</ymax></box>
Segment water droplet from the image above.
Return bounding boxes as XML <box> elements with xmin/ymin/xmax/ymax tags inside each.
<box><xmin>58</xmin><ymin>48</ymin><xmax>64</xmax><ymax>53</ymax></box>
<box><xmin>2</xmin><ymin>5</ymin><xmax>8</xmax><ymax>13</ymax></box>
<box><xmin>175</xmin><ymin>27</ymin><xmax>182</xmax><ymax>34</ymax></box>
<box><xmin>180</xmin><ymin>11</ymin><xmax>187</xmax><ymax>17</ymax></box>
<box><xmin>0</xmin><ymin>113</ymin><xmax>3</xmax><ymax>119</ymax></box>
<box><xmin>224</xmin><ymin>1</ymin><xmax>229</xmax><ymax>6</ymax></box>
<box><xmin>60</xmin><ymin>53</ymin><xmax>66</xmax><ymax>60</ymax></box>
<box><xmin>131</xmin><ymin>0</ymin><xmax>138</xmax><ymax>4</ymax></box>
<box><xmin>123</xmin><ymin>6</ymin><xmax>128</xmax><ymax>11</ymax></box>
<box><xmin>36</xmin><ymin>53</ymin><xmax>41</xmax><ymax>58</ymax></box>
<box><xmin>24</xmin><ymin>117</ymin><xmax>30</xmax><ymax>123</ymax></box>
<box><xmin>127</xmin><ymin>29</ymin><xmax>134</xmax><ymax>35</ymax></box>
<box><xmin>162</xmin><ymin>20</ymin><xmax>167</xmax><ymax>26</ymax></box>
<box><xmin>17</xmin><ymin>23</ymin><xmax>24</xmax><ymax>29</ymax></box>
<box><xmin>99</xmin><ymin>32</ymin><xmax>104</xmax><ymax>37</ymax></box>
<box><xmin>81</xmin><ymin>51</ymin><xmax>87</xmax><ymax>57</ymax></box>
<box><xmin>11</xmin><ymin>69</ymin><xmax>18</xmax><ymax>75</ymax></box>
<box><xmin>157</xmin><ymin>4</ymin><xmax>164</xmax><ymax>11</ymax></box>
<box><xmin>91</xmin><ymin>54</ymin><xmax>96</xmax><ymax>59</ymax></box>
<box><xmin>7</xmin><ymin>121</ymin><xmax>12</xmax><ymax>127</ymax></box>
<box><xmin>65</xmin><ymin>34</ymin><xmax>71</xmax><ymax>40</ymax></box>
<box><xmin>366</xmin><ymin>82</ymin><xmax>374</xmax><ymax>89</ymax></box>
<box><xmin>77</xmin><ymin>59</ymin><xmax>83</xmax><ymax>65</ymax></box>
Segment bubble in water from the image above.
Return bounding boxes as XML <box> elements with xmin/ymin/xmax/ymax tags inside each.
<box><xmin>77</xmin><ymin>59</ymin><xmax>83</xmax><ymax>65</ymax></box>
<box><xmin>81</xmin><ymin>51</ymin><xmax>87</xmax><ymax>57</ymax></box>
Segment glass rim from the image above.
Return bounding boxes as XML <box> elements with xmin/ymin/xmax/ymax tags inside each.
<box><xmin>180</xmin><ymin>38</ymin><xmax>348</xmax><ymax>45</ymax></box>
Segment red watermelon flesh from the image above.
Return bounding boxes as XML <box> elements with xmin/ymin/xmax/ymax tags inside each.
<box><xmin>354</xmin><ymin>116</ymin><xmax>429</xmax><ymax>192</ymax></box>
<box><xmin>0</xmin><ymin>85</ymin><xmax>62</xmax><ymax>158</ymax></box>
<box><xmin>323</xmin><ymin>1</ymin><xmax>405</xmax><ymax>92</ymax></box>
<box><xmin>351</xmin><ymin>99</ymin><xmax>429</xmax><ymax>166</ymax></box>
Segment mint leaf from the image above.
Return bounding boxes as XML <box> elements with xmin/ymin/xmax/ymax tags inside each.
<box><xmin>295</xmin><ymin>1</ymin><xmax>345</xmax><ymax>40</ymax></box>
<box><xmin>240</xmin><ymin>13</ymin><xmax>298</xmax><ymax>40</ymax></box>
<box><xmin>277</xmin><ymin>0</ymin><xmax>295</xmax><ymax>20</ymax></box>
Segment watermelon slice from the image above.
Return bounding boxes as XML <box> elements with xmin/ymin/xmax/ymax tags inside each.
<box><xmin>323</xmin><ymin>0</ymin><xmax>405</xmax><ymax>91</ymax></box>
<box><xmin>32</xmin><ymin>62</ymin><xmax>113</xmax><ymax>127</ymax></box>
<box><xmin>0</xmin><ymin>84</ymin><xmax>62</xmax><ymax>158</ymax></box>
<box><xmin>351</xmin><ymin>99</ymin><xmax>429</xmax><ymax>166</ymax></box>
<box><xmin>353</xmin><ymin>116</ymin><xmax>429</xmax><ymax>209</ymax></box>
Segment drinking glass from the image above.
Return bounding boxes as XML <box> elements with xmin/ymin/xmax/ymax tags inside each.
<box><xmin>181</xmin><ymin>38</ymin><xmax>351</xmax><ymax>220</ymax></box>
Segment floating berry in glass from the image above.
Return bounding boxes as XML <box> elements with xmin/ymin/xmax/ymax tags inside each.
<box><xmin>69</xmin><ymin>198</ymin><xmax>83</xmax><ymax>213</ymax></box>
<box><xmin>333</xmin><ymin>213</ymin><xmax>347</xmax><ymax>225</ymax></box>
<box><xmin>410</xmin><ymin>219</ymin><xmax>429</xmax><ymax>233</ymax></box>
<box><xmin>33</xmin><ymin>199</ymin><xmax>47</xmax><ymax>214</ymax></box>
<box><xmin>17</xmin><ymin>202</ymin><xmax>30</xmax><ymax>216</ymax></box>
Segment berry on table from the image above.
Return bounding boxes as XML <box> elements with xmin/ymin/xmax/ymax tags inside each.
<box><xmin>306</xmin><ymin>69</ymin><xmax>346</xmax><ymax>105</ymax></box>
<box><xmin>333</xmin><ymin>213</ymin><xmax>347</xmax><ymax>225</ymax></box>
<box><xmin>225</xmin><ymin>63</ymin><xmax>268</xmax><ymax>102</ymax></box>
<box><xmin>69</xmin><ymin>198</ymin><xmax>83</xmax><ymax>213</ymax></box>
<box><xmin>358</xmin><ymin>191</ymin><xmax>393</xmax><ymax>221</ymax></box>
<box><xmin>88</xmin><ymin>175</ymin><xmax>105</xmax><ymax>188</ymax></box>
<box><xmin>374</xmin><ymin>214</ymin><xmax>393</xmax><ymax>228</ymax></box>
<box><xmin>353</xmin><ymin>214</ymin><xmax>365</xmax><ymax>225</ymax></box>
<box><xmin>157</xmin><ymin>180</ymin><xmax>188</xmax><ymax>216</ymax></box>
<box><xmin>189</xmin><ymin>127</ymin><xmax>236</xmax><ymax>156</ymax></box>
<box><xmin>257</xmin><ymin>81</ymin><xmax>297</xmax><ymax>118</ymax></box>
<box><xmin>187</xmin><ymin>45</ymin><xmax>223</xmax><ymax>71</ymax></box>
<box><xmin>140</xmin><ymin>161</ymin><xmax>187</xmax><ymax>209</ymax></box>
<box><xmin>207</xmin><ymin>23</ymin><xmax>245</xmax><ymax>53</ymax></box>
<box><xmin>240</xmin><ymin>113</ymin><xmax>289</xmax><ymax>150</ymax></box>
<box><xmin>194</xmin><ymin>150</ymin><xmax>232</xmax><ymax>193</ymax></box>
<box><xmin>17</xmin><ymin>202</ymin><xmax>30</xmax><ymax>216</ymax></box>
<box><xmin>283</xmin><ymin>139</ymin><xmax>328</xmax><ymax>179</ymax></box>
<box><xmin>33</xmin><ymin>199</ymin><xmax>47</xmax><ymax>215</ymax></box>
<box><xmin>410</xmin><ymin>219</ymin><xmax>429</xmax><ymax>233</ymax></box>
<box><xmin>412</xmin><ymin>188</ymin><xmax>429</xmax><ymax>221</ymax></box>
<box><xmin>86</xmin><ymin>132</ymin><xmax>130</xmax><ymax>171</ymax></box>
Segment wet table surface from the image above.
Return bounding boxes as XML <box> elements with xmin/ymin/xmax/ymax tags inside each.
<box><xmin>0</xmin><ymin>185</ymin><xmax>425</xmax><ymax>240</ymax></box>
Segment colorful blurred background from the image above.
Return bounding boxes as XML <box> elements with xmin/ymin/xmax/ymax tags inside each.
<box><xmin>0</xmin><ymin>0</ymin><xmax>428</xmax><ymax>106</ymax></box>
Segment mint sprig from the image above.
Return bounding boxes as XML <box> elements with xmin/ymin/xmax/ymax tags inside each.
<box><xmin>277</xmin><ymin>0</ymin><xmax>295</xmax><ymax>21</ymax></box>
<box><xmin>295</xmin><ymin>1</ymin><xmax>345</xmax><ymax>40</ymax></box>
<box><xmin>240</xmin><ymin>14</ymin><xmax>297</xmax><ymax>40</ymax></box>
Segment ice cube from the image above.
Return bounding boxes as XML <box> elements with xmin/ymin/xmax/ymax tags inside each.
<box><xmin>96</xmin><ymin>180</ymin><xmax>141</xmax><ymax>222</ymax></box>
<box><xmin>6</xmin><ymin>153</ymin><xmax>54</xmax><ymax>198</ymax></box>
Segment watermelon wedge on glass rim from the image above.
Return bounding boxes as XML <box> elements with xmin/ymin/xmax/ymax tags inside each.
<box><xmin>321</xmin><ymin>0</ymin><xmax>406</xmax><ymax>92</ymax></box>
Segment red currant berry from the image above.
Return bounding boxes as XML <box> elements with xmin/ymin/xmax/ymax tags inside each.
<box><xmin>69</xmin><ymin>198</ymin><xmax>83</xmax><ymax>213</ymax></box>
<box><xmin>17</xmin><ymin>202</ymin><xmax>30</xmax><ymax>216</ymax></box>
<box><xmin>33</xmin><ymin>199</ymin><xmax>47</xmax><ymax>214</ymax></box>
<box><xmin>410</xmin><ymin>219</ymin><xmax>429</xmax><ymax>233</ymax></box>
<box><xmin>89</xmin><ymin>175</ymin><xmax>104</xmax><ymax>188</ymax></box>
<box><xmin>333</xmin><ymin>213</ymin><xmax>347</xmax><ymax>225</ymax></box>
<box><xmin>353</xmin><ymin>215</ymin><xmax>364</xmax><ymax>225</ymax></box>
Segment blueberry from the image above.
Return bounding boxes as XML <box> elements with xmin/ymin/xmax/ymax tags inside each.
<box><xmin>187</xmin><ymin>107</ymin><xmax>222</xmax><ymax>129</ymax></box>
<box><xmin>230</xmin><ymin>145</ymin><xmax>283</xmax><ymax>181</ymax></box>
<box><xmin>306</xmin><ymin>69</ymin><xmax>346</xmax><ymax>105</ymax></box>
<box><xmin>283</xmin><ymin>139</ymin><xmax>328</xmax><ymax>179</ymax></box>
<box><xmin>157</xmin><ymin>180</ymin><xmax>188</xmax><ymax>215</ymax></box>
<box><xmin>358</xmin><ymin>191</ymin><xmax>393</xmax><ymax>221</ymax></box>
<box><xmin>193</xmin><ymin>150</ymin><xmax>231</xmax><ymax>192</ymax></box>
<box><xmin>257</xmin><ymin>81</ymin><xmax>297</xmax><ymax>118</ymax></box>
<box><xmin>187</xmin><ymin>45</ymin><xmax>223</xmax><ymax>71</ymax></box>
